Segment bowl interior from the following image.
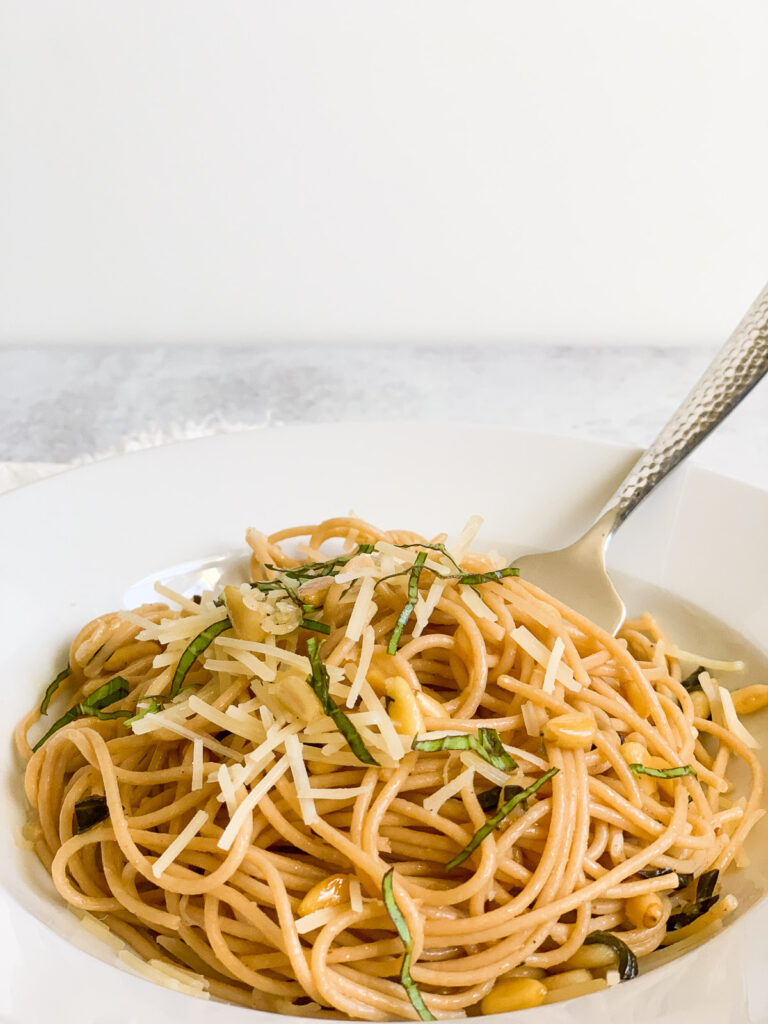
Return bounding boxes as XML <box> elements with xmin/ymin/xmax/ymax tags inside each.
<box><xmin>1</xmin><ymin>422</ymin><xmax>767</xmax><ymax>1024</ymax></box>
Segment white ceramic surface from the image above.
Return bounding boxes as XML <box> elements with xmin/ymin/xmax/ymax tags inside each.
<box><xmin>1</xmin><ymin>423</ymin><xmax>767</xmax><ymax>1024</ymax></box>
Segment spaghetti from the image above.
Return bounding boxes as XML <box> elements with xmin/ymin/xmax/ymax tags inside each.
<box><xmin>15</xmin><ymin>517</ymin><xmax>765</xmax><ymax>1019</ymax></box>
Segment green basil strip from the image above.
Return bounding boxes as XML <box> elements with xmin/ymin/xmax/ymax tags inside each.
<box><xmin>446</xmin><ymin>767</ymin><xmax>559</xmax><ymax>871</ymax></box>
<box><xmin>696</xmin><ymin>869</ymin><xmax>719</xmax><ymax>901</ymax></box>
<box><xmin>39</xmin><ymin>666</ymin><xmax>70</xmax><ymax>716</ymax></box>
<box><xmin>388</xmin><ymin>552</ymin><xmax>428</xmax><ymax>655</ymax></box>
<box><xmin>382</xmin><ymin>868</ymin><xmax>435</xmax><ymax>1021</ymax></box>
<box><xmin>74</xmin><ymin>795</ymin><xmax>109</xmax><ymax>834</ymax></box>
<box><xmin>477</xmin><ymin>785</ymin><xmax>524</xmax><ymax>813</ymax></box>
<box><xmin>680</xmin><ymin>666</ymin><xmax>706</xmax><ymax>693</ymax></box>
<box><xmin>412</xmin><ymin>728</ymin><xmax>517</xmax><ymax>772</ymax></box>
<box><xmin>170</xmin><ymin>617</ymin><xmax>232</xmax><ymax>696</ymax></box>
<box><xmin>629</xmin><ymin>763</ymin><xmax>697</xmax><ymax>780</ymax></box>
<box><xmin>396</xmin><ymin>542</ymin><xmax>462</xmax><ymax>573</ymax></box>
<box><xmin>124</xmin><ymin>697</ymin><xmax>164</xmax><ymax>727</ymax></box>
<box><xmin>33</xmin><ymin>676</ymin><xmax>131</xmax><ymax>752</ymax></box>
<box><xmin>300</xmin><ymin>617</ymin><xmax>330</xmax><ymax>635</ymax></box>
<box><xmin>454</xmin><ymin>567</ymin><xmax>520</xmax><ymax>585</ymax></box>
<box><xmin>306</xmin><ymin>638</ymin><xmax>379</xmax><ymax>766</ymax></box>
<box><xmin>584</xmin><ymin>931</ymin><xmax>638</xmax><ymax>981</ymax></box>
<box><xmin>268</xmin><ymin>543</ymin><xmax>375</xmax><ymax>582</ymax></box>
<box><xmin>666</xmin><ymin>869</ymin><xmax>721</xmax><ymax>931</ymax></box>
<box><xmin>666</xmin><ymin>895</ymin><xmax>719</xmax><ymax>931</ymax></box>
<box><xmin>636</xmin><ymin>868</ymin><xmax>694</xmax><ymax>891</ymax></box>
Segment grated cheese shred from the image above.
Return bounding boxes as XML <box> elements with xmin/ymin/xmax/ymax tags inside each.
<box><xmin>152</xmin><ymin>810</ymin><xmax>209</xmax><ymax>878</ymax></box>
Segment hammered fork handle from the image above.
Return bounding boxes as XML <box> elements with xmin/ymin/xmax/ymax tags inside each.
<box><xmin>607</xmin><ymin>280</ymin><xmax>768</xmax><ymax>533</ymax></box>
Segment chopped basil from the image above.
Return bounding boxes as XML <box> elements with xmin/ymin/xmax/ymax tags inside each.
<box><xmin>667</xmin><ymin>870</ymin><xmax>720</xmax><ymax>931</ymax></box>
<box><xmin>267</xmin><ymin>544</ymin><xmax>375</xmax><ymax>582</ymax></box>
<box><xmin>696</xmin><ymin>869</ymin><xmax>719</xmax><ymax>901</ymax></box>
<box><xmin>33</xmin><ymin>676</ymin><xmax>131</xmax><ymax>752</ymax></box>
<box><xmin>170</xmin><ymin>617</ymin><xmax>232</xmax><ymax>696</ymax></box>
<box><xmin>300</xmin><ymin>617</ymin><xmax>331</xmax><ymax>635</ymax></box>
<box><xmin>477</xmin><ymin>784</ymin><xmax>524</xmax><ymax>813</ymax></box>
<box><xmin>382</xmin><ymin>868</ymin><xmax>435</xmax><ymax>1021</ymax></box>
<box><xmin>629</xmin><ymin>763</ymin><xmax>697</xmax><ymax>780</ymax></box>
<box><xmin>666</xmin><ymin>895</ymin><xmax>718</xmax><ymax>931</ymax></box>
<box><xmin>124</xmin><ymin>696</ymin><xmax>164</xmax><ymax>726</ymax></box>
<box><xmin>39</xmin><ymin>666</ymin><xmax>70</xmax><ymax>716</ymax></box>
<box><xmin>388</xmin><ymin>552</ymin><xmax>428</xmax><ymax>655</ymax></box>
<box><xmin>306</xmin><ymin>638</ymin><xmax>379</xmax><ymax>766</ymax></box>
<box><xmin>584</xmin><ymin>931</ymin><xmax>638</xmax><ymax>981</ymax></box>
<box><xmin>446</xmin><ymin>767</ymin><xmax>559</xmax><ymax>871</ymax></box>
<box><xmin>680</xmin><ymin>666</ymin><xmax>706</xmax><ymax>693</ymax></box>
<box><xmin>453</xmin><ymin>567</ymin><xmax>520</xmax><ymax>585</ymax></box>
<box><xmin>396</xmin><ymin>542</ymin><xmax>462</xmax><ymax>574</ymax></box>
<box><xmin>412</xmin><ymin>728</ymin><xmax>517</xmax><ymax>772</ymax></box>
<box><xmin>74</xmin><ymin>795</ymin><xmax>109</xmax><ymax>834</ymax></box>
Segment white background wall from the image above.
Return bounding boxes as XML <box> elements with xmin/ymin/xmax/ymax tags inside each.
<box><xmin>1</xmin><ymin>1</ymin><xmax>767</xmax><ymax>346</ymax></box>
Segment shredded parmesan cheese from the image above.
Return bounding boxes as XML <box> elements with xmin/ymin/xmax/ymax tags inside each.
<box><xmin>449</xmin><ymin>515</ymin><xmax>484</xmax><ymax>562</ymax></box>
<box><xmin>423</xmin><ymin>767</ymin><xmax>474</xmax><ymax>813</ymax></box>
<box><xmin>188</xmin><ymin>695</ymin><xmax>264</xmax><ymax>741</ymax></box>
<box><xmin>346</xmin><ymin>624</ymin><xmax>375</xmax><ymax>708</ymax></box>
<box><xmin>671</xmin><ymin>648</ymin><xmax>745</xmax><ymax>673</ymax></box>
<box><xmin>132</xmin><ymin>715</ymin><xmax>244</xmax><ymax>761</ymax></box>
<box><xmin>512</xmin><ymin>625</ymin><xmax>578</xmax><ymax>691</ymax></box>
<box><xmin>218</xmin><ymin>755</ymin><xmax>290</xmax><ymax>851</ymax></box>
<box><xmin>191</xmin><ymin>740</ymin><xmax>203</xmax><ymax>791</ymax></box>
<box><xmin>412</xmin><ymin>580</ymin><xmax>446</xmax><ymax>639</ymax></box>
<box><xmin>459</xmin><ymin>585</ymin><xmax>498</xmax><ymax>621</ymax></box>
<box><xmin>542</xmin><ymin>636</ymin><xmax>565</xmax><ymax>694</ymax></box>
<box><xmin>286</xmin><ymin>735</ymin><xmax>318</xmax><ymax>825</ymax></box>
<box><xmin>349</xmin><ymin>878</ymin><xmax>363</xmax><ymax>913</ymax></box>
<box><xmin>719</xmin><ymin>685</ymin><xmax>760</xmax><ymax>749</ymax></box>
<box><xmin>78</xmin><ymin>911</ymin><xmax>126</xmax><ymax>952</ymax></box>
<box><xmin>521</xmin><ymin>700</ymin><xmax>541</xmax><ymax>737</ymax></box>
<box><xmin>152</xmin><ymin>810</ymin><xmax>208</xmax><ymax>878</ymax></box>
<box><xmin>345</xmin><ymin>576</ymin><xmax>376</xmax><ymax>644</ymax></box>
<box><xmin>459</xmin><ymin>750</ymin><xmax>510</xmax><ymax>786</ymax></box>
<box><xmin>295</xmin><ymin>906</ymin><xmax>338</xmax><ymax>934</ymax></box>
<box><xmin>216</xmin><ymin>635</ymin><xmax>310</xmax><ymax>671</ymax></box>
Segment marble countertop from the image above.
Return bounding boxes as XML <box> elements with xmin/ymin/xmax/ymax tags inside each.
<box><xmin>2</xmin><ymin>344</ymin><xmax>767</xmax><ymax>491</ymax></box>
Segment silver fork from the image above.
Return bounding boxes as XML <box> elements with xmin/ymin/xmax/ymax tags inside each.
<box><xmin>513</xmin><ymin>281</ymin><xmax>768</xmax><ymax>635</ymax></box>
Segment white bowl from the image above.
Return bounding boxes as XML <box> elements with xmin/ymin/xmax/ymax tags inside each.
<box><xmin>1</xmin><ymin>423</ymin><xmax>767</xmax><ymax>1024</ymax></box>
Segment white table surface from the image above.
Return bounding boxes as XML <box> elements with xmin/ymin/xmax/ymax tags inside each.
<box><xmin>2</xmin><ymin>344</ymin><xmax>767</xmax><ymax>491</ymax></box>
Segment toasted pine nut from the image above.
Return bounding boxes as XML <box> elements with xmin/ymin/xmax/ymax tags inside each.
<box><xmin>267</xmin><ymin>673</ymin><xmax>323</xmax><ymax>722</ymax></box>
<box><xmin>620</xmin><ymin>741</ymin><xmax>646</xmax><ymax>767</ymax></box>
<box><xmin>543</xmin><ymin>713</ymin><xmax>597</xmax><ymax>750</ymax></box>
<box><xmin>625</xmin><ymin>892</ymin><xmax>664</xmax><ymax>929</ymax></box>
<box><xmin>298</xmin><ymin>875</ymin><xmax>349</xmax><ymax>917</ymax></box>
<box><xmin>690</xmin><ymin>690</ymin><xmax>711</xmax><ymax>720</ymax></box>
<box><xmin>224</xmin><ymin>585</ymin><xmax>265</xmax><ymax>642</ymax></box>
<box><xmin>644</xmin><ymin>756</ymin><xmax>678</xmax><ymax>798</ymax></box>
<box><xmin>730</xmin><ymin>684</ymin><xmax>768</xmax><ymax>716</ymax></box>
<box><xmin>385</xmin><ymin>677</ymin><xmax>425</xmax><ymax>737</ymax></box>
<box><xmin>563</xmin><ymin>943</ymin><xmax>617</xmax><ymax>970</ymax></box>
<box><xmin>625</xmin><ymin>678</ymin><xmax>653</xmax><ymax>718</ymax></box>
<box><xmin>543</xmin><ymin>969</ymin><xmax>594</xmax><ymax>991</ymax></box>
<box><xmin>480</xmin><ymin>978</ymin><xmax>547</xmax><ymax>1014</ymax></box>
